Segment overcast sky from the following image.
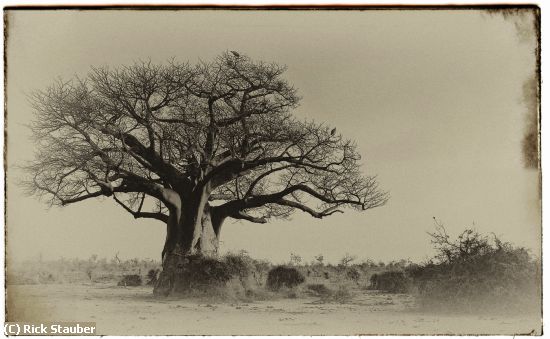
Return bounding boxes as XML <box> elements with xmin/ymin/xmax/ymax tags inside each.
<box><xmin>6</xmin><ymin>9</ymin><xmax>539</xmax><ymax>264</ymax></box>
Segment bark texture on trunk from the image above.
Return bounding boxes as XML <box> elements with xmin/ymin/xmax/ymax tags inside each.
<box><xmin>153</xmin><ymin>203</ymin><xmax>224</xmax><ymax>296</ymax></box>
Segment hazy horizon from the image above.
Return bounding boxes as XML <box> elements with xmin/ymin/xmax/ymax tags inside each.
<box><xmin>6</xmin><ymin>9</ymin><xmax>540</xmax><ymax>265</ymax></box>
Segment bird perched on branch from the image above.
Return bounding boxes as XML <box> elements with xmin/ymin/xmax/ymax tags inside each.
<box><xmin>230</xmin><ymin>51</ymin><xmax>240</xmax><ymax>57</ymax></box>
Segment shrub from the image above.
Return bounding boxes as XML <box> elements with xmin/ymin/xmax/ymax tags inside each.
<box><xmin>252</xmin><ymin>260</ymin><xmax>271</xmax><ymax>285</ymax></box>
<box><xmin>314</xmin><ymin>254</ymin><xmax>324</xmax><ymax>266</ymax></box>
<box><xmin>410</xmin><ymin>224</ymin><xmax>541</xmax><ymax>313</ymax></box>
<box><xmin>171</xmin><ymin>255</ymin><xmax>232</xmax><ymax>292</ymax></box>
<box><xmin>117</xmin><ymin>274</ymin><xmax>142</xmax><ymax>286</ymax></box>
<box><xmin>346</xmin><ymin>267</ymin><xmax>361</xmax><ymax>282</ymax></box>
<box><xmin>340</xmin><ymin>253</ymin><xmax>356</xmax><ymax>267</ymax></box>
<box><xmin>223</xmin><ymin>252</ymin><xmax>254</xmax><ymax>281</ymax></box>
<box><xmin>410</xmin><ymin>251</ymin><xmax>540</xmax><ymax>312</ymax></box>
<box><xmin>289</xmin><ymin>253</ymin><xmax>303</xmax><ymax>266</ymax></box>
<box><xmin>369</xmin><ymin>271</ymin><xmax>410</xmax><ymax>293</ymax></box>
<box><xmin>266</xmin><ymin>266</ymin><xmax>305</xmax><ymax>291</ymax></box>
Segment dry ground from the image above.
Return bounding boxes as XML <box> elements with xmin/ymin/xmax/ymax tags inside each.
<box><xmin>6</xmin><ymin>283</ymin><xmax>541</xmax><ymax>335</ymax></box>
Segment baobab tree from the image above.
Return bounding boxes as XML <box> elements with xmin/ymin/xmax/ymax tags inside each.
<box><xmin>23</xmin><ymin>52</ymin><xmax>388</xmax><ymax>294</ymax></box>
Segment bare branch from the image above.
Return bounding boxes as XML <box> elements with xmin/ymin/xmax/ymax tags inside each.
<box><xmin>229</xmin><ymin>211</ymin><xmax>268</xmax><ymax>224</ymax></box>
<box><xmin>275</xmin><ymin>199</ymin><xmax>344</xmax><ymax>219</ymax></box>
<box><xmin>113</xmin><ymin>194</ymin><xmax>169</xmax><ymax>223</ymax></box>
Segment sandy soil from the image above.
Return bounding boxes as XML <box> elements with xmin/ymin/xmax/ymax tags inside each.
<box><xmin>6</xmin><ymin>283</ymin><xmax>541</xmax><ymax>335</ymax></box>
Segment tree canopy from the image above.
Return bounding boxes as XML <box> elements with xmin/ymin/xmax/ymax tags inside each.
<box><xmin>23</xmin><ymin>52</ymin><xmax>388</xmax><ymax>228</ymax></box>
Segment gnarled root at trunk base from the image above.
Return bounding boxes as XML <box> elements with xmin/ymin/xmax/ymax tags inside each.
<box><xmin>153</xmin><ymin>247</ymin><xmax>231</xmax><ymax>297</ymax></box>
<box><xmin>154</xmin><ymin>202</ymin><xmax>224</xmax><ymax>296</ymax></box>
<box><xmin>153</xmin><ymin>246</ymin><xmax>187</xmax><ymax>297</ymax></box>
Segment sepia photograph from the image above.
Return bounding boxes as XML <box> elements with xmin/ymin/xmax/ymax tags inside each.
<box><xmin>4</xmin><ymin>5</ymin><xmax>542</xmax><ymax>335</ymax></box>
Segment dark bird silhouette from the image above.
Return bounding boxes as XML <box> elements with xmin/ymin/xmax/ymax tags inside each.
<box><xmin>230</xmin><ymin>51</ymin><xmax>240</xmax><ymax>57</ymax></box>
<box><xmin>330</xmin><ymin>128</ymin><xmax>336</xmax><ymax>136</ymax></box>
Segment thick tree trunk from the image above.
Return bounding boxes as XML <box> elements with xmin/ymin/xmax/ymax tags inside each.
<box><xmin>153</xmin><ymin>203</ymin><xmax>225</xmax><ymax>296</ymax></box>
